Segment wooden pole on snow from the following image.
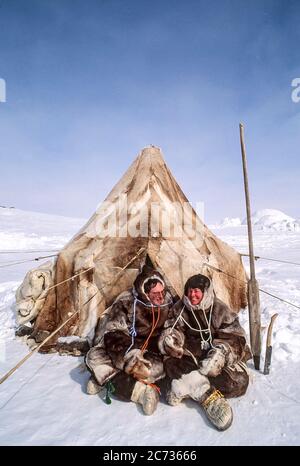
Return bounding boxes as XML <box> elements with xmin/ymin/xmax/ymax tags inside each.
<box><xmin>239</xmin><ymin>123</ymin><xmax>261</xmax><ymax>370</ymax></box>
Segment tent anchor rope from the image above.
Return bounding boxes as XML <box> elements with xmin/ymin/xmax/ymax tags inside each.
<box><xmin>240</xmin><ymin>253</ymin><xmax>300</xmax><ymax>267</ymax></box>
<box><xmin>204</xmin><ymin>263</ymin><xmax>300</xmax><ymax>311</ymax></box>
<box><xmin>2</xmin><ymin>249</ymin><xmax>299</xmax><ymax>268</ymax></box>
<box><xmin>0</xmin><ymin>251</ymin><xmax>129</xmax><ymax>269</ymax></box>
<box><xmin>0</xmin><ymin>247</ymin><xmax>145</xmax><ymax>386</ymax></box>
<box><xmin>0</xmin><ymin>353</ymin><xmax>56</xmax><ymax>412</ymax></box>
<box><xmin>0</xmin><ymin>254</ymin><xmax>58</xmax><ymax>268</ymax></box>
<box><xmin>0</xmin><ymin>249</ymin><xmax>60</xmax><ymax>254</ymax></box>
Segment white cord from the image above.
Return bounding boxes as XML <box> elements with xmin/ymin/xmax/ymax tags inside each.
<box><xmin>171</xmin><ymin>302</ymin><xmax>216</xmax><ymax>350</ymax></box>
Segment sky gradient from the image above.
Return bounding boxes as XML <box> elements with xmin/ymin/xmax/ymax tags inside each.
<box><xmin>0</xmin><ymin>0</ymin><xmax>299</xmax><ymax>223</ymax></box>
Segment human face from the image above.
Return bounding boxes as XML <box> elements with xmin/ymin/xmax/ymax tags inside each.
<box><xmin>187</xmin><ymin>287</ymin><xmax>203</xmax><ymax>306</ymax></box>
<box><xmin>148</xmin><ymin>283</ymin><xmax>165</xmax><ymax>306</ymax></box>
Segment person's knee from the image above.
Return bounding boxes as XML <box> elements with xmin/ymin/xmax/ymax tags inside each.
<box><xmin>210</xmin><ymin>365</ymin><xmax>249</xmax><ymax>398</ymax></box>
<box><xmin>237</xmin><ymin>370</ymin><xmax>249</xmax><ymax>396</ymax></box>
<box><xmin>112</xmin><ymin>372</ymin><xmax>136</xmax><ymax>401</ymax></box>
<box><xmin>164</xmin><ymin>356</ymin><xmax>197</xmax><ymax>379</ymax></box>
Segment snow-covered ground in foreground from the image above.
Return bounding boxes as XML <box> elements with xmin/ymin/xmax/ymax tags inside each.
<box><xmin>0</xmin><ymin>209</ymin><xmax>300</xmax><ymax>446</ymax></box>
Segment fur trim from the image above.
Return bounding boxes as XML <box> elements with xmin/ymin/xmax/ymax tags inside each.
<box><xmin>131</xmin><ymin>380</ymin><xmax>146</xmax><ymax>403</ymax></box>
<box><xmin>199</xmin><ymin>347</ymin><xmax>226</xmax><ymax>377</ymax></box>
<box><xmin>92</xmin><ymin>363</ymin><xmax>118</xmax><ymax>386</ymax></box>
<box><xmin>184</xmin><ymin>274</ymin><xmax>210</xmax><ymax>295</ymax></box>
<box><xmin>167</xmin><ymin>370</ymin><xmax>210</xmax><ymax>405</ymax></box>
<box><xmin>86</xmin><ymin>376</ymin><xmax>102</xmax><ymax>395</ymax></box>
<box><xmin>183</xmin><ymin>277</ymin><xmax>215</xmax><ymax>311</ymax></box>
<box><xmin>123</xmin><ymin>349</ymin><xmax>152</xmax><ymax>379</ymax></box>
<box><xmin>142</xmin><ymin>275</ymin><xmax>165</xmax><ymax>296</ymax></box>
<box><xmin>158</xmin><ymin>327</ymin><xmax>185</xmax><ymax>358</ymax></box>
<box><xmin>131</xmin><ymin>381</ymin><xmax>159</xmax><ymax>415</ymax></box>
<box><xmin>86</xmin><ymin>346</ymin><xmax>118</xmax><ymax>385</ymax></box>
<box><xmin>133</xmin><ymin>267</ymin><xmax>166</xmax><ymax>303</ymax></box>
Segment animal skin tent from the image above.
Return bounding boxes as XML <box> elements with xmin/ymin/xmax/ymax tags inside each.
<box><xmin>16</xmin><ymin>146</ymin><xmax>248</xmax><ymax>353</ymax></box>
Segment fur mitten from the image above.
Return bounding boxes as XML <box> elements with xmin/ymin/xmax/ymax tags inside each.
<box><xmin>199</xmin><ymin>346</ymin><xmax>226</xmax><ymax>377</ymax></box>
<box><xmin>124</xmin><ymin>349</ymin><xmax>152</xmax><ymax>379</ymax></box>
<box><xmin>158</xmin><ymin>328</ymin><xmax>185</xmax><ymax>358</ymax></box>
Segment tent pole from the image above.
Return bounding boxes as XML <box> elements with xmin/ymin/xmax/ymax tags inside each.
<box><xmin>239</xmin><ymin>123</ymin><xmax>261</xmax><ymax>370</ymax></box>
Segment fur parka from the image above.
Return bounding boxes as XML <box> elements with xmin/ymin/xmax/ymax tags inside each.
<box><xmin>86</xmin><ymin>267</ymin><xmax>174</xmax><ymax>386</ymax></box>
<box><xmin>159</xmin><ymin>275</ymin><xmax>251</xmax><ymax>374</ymax></box>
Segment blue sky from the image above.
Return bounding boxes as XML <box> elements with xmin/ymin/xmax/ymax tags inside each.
<box><xmin>0</xmin><ymin>0</ymin><xmax>299</xmax><ymax>223</ymax></box>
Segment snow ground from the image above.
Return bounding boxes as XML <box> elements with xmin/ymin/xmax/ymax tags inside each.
<box><xmin>0</xmin><ymin>209</ymin><xmax>299</xmax><ymax>446</ymax></box>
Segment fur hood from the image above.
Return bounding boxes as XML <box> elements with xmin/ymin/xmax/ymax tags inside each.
<box><xmin>183</xmin><ymin>274</ymin><xmax>215</xmax><ymax>311</ymax></box>
<box><xmin>162</xmin><ymin>273</ymin><xmax>251</xmax><ymax>364</ymax></box>
<box><xmin>133</xmin><ymin>266</ymin><xmax>166</xmax><ymax>303</ymax></box>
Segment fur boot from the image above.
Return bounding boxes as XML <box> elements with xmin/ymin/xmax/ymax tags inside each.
<box><xmin>131</xmin><ymin>381</ymin><xmax>159</xmax><ymax>415</ymax></box>
<box><xmin>201</xmin><ymin>389</ymin><xmax>233</xmax><ymax>431</ymax></box>
<box><xmin>86</xmin><ymin>375</ymin><xmax>102</xmax><ymax>395</ymax></box>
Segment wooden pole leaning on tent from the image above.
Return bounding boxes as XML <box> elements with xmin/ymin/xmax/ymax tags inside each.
<box><xmin>0</xmin><ymin>247</ymin><xmax>145</xmax><ymax>386</ymax></box>
<box><xmin>263</xmin><ymin>313</ymin><xmax>278</xmax><ymax>375</ymax></box>
<box><xmin>239</xmin><ymin>123</ymin><xmax>262</xmax><ymax>371</ymax></box>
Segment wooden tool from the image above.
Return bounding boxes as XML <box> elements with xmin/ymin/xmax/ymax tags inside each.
<box><xmin>263</xmin><ymin>313</ymin><xmax>278</xmax><ymax>375</ymax></box>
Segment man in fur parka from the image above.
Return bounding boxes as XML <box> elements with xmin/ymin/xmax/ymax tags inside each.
<box><xmin>85</xmin><ymin>266</ymin><xmax>174</xmax><ymax>415</ymax></box>
<box><xmin>158</xmin><ymin>273</ymin><xmax>251</xmax><ymax>431</ymax></box>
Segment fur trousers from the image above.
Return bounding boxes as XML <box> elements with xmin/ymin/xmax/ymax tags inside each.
<box><xmin>164</xmin><ymin>355</ymin><xmax>249</xmax><ymax>398</ymax></box>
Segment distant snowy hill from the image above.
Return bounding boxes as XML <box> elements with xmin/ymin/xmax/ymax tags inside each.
<box><xmin>213</xmin><ymin>209</ymin><xmax>299</xmax><ymax>232</ymax></box>
<box><xmin>0</xmin><ymin>207</ymin><xmax>86</xmax><ymax>251</ymax></box>
<box><xmin>242</xmin><ymin>209</ymin><xmax>300</xmax><ymax>232</ymax></box>
<box><xmin>215</xmin><ymin>217</ymin><xmax>242</xmax><ymax>228</ymax></box>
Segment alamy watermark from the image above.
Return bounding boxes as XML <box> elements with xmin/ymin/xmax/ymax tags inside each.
<box><xmin>89</xmin><ymin>194</ymin><xmax>206</xmax><ymax>248</ymax></box>
<box><xmin>291</xmin><ymin>78</ymin><xmax>300</xmax><ymax>103</ymax></box>
<box><xmin>0</xmin><ymin>78</ymin><xmax>6</xmax><ymax>103</ymax></box>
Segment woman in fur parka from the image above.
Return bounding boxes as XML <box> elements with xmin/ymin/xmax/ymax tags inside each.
<box><xmin>158</xmin><ymin>273</ymin><xmax>251</xmax><ymax>431</ymax></box>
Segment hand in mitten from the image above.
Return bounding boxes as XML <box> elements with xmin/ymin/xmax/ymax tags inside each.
<box><xmin>124</xmin><ymin>349</ymin><xmax>152</xmax><ymax>379</ymax></box>
<box><xmin>199</xmin><ymin>346</ymin><xmax>226</xmax><ymax>377</ymax></box>
<box><xmin>158</xmin><ymin>328</ymin><xmax>184</xmax><ymax>358</ymax></box>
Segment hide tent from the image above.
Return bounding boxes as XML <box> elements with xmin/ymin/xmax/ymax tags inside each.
<box><xmin>16</xmin><ymin>146</ymin><xmax>248</xmax><ymax>353</ymax></box>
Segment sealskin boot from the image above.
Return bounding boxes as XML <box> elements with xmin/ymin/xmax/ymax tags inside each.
<box><xmin>86</xmin><ymin>375</ymin><xmax>102</xmax><ymax>395</ymax></box>
<box><xmin>131</xmin><ymin>381</ymin><xmax>159</xmax><ymax>415</ymax></box>
<box><xmin>201</xmin><ymin>389</ymin><xmax>233</xmax><ymax>431</ymax></box>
